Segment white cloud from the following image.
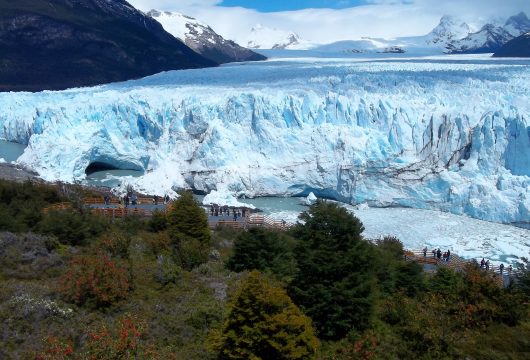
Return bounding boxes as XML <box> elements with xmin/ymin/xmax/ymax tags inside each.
<box><xmin>128</xmin><ymin>0</ymin><xmax>530</xmax><ymax>45</ymax></box>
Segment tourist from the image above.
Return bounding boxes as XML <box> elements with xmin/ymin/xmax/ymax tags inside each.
<box><xmin>233</xmin><ymin>211</ymin><xmax>238</xmax><ymax>222</ymax></box>
<box><xmin>485</xmin><ymin>260</ymin><xmax>490</xmax><ymax>271</ymax></box>
<box><xmin>125</xmin><ymin>195</ymin><xmax>130</xmax><ymax>207</ymax></box>
<box><xmin>432</xmin><ymin>249</ymin><xmax>437</xmax><ymax>258</ymax></box>
<box><xmin>210</xmin><ymin>206</ymin><xmax>214</xmax><ymax>216</ymax></box>
<box><xmin>131</xmin><ymin>194</ymin><xmax>138</xmax><ymax>206</ymax></box>
<box><xmin>446</xmin><ymin>250</ymin><xmax>451</xmax><ymax>262</ymax></box>
<box><xmin>153</xmin><ymin>195</ymin><xmax>158</xmax><ymax>205</ymax></box>
<box><xmin>436</xmin><ymin>248</ymin><xmax>442</xmax><ymax>260</ymax></box>
<box><xmin>242</xmin><ymin>208</ymin><xmax>246</xmax><ymax>217</ymax></box>
<box><xmin>508</xmin><ymin>264</ymin><xmax>513</xmax><ymax>275</ymax></box>
<box><xmin>164</xmin><ymin>194</ymin><xmax>170</xmax><ymax>204</ymax></box>
<box><xmin>423</xmin><ymin>246</ymin><xmax>428</xmax><ymax>257</ymax></box>
<box><xmin>104</xmin><ymin>195</ymin><xmax>110</xmax><ymax>205</ymax></box>
<box><xmin>480</xmin><ymin>258</ymin><xmax>485</xmax><ymax>268</ymax></box>
<box><xmin>499</xmin><ymin>263</ymin><xmax>504</xmax><ymax>274</ymax></box>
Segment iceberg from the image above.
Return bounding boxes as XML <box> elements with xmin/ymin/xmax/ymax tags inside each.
<box><xmin>304</xmin><ymin>192</ymin><xmax>317</xmax><ymax>206</ymax></box>
<box><xmin>0</xmin><ymin>56</ymin><xmax>529</xmax><ymax>225</ymax></box>
<box><xmin>203</xmin><ymin>189</ymin><xmax>256</xmax><ymax>209</ymax></box>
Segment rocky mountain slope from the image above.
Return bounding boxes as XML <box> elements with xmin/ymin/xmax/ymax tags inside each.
<box><xmin>0</xmin><ymin>0</ymin><xmax>215</xmax><ymax>92</ymax></box>
<box><xmin>450</xmin><ymin>12</ymin><xmax>530</xmax><ymax>53</ymax></box>
<box><xmin>147</xmin><ymin>10</ymin><xmax>266</xmax><ymax>64</ymax></box>
<box><xmin>493</xmin><ymin>32</ymin><xmax>530</xmax><ymax>57</ymax></box>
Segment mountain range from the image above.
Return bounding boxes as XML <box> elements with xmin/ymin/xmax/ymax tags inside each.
<box><xmin>147</xmin><ymin>10</ymin><xmax>266</xmax><ymax>64</ymax></box>
<box><xmin>0</xmin><ymin>0</ymin><xmax>217</xmax><ymax>92</ymax></box>
<box><xmin>312</xmin><ymin>12</ymin><xmax>530</xmax><ymax>55</ymax></box>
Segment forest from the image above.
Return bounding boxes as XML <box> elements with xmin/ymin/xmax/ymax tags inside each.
<box><xmin>0</xmin><ymin>180</ymin><xmax>528</xmax><ymax>359</ymax></box>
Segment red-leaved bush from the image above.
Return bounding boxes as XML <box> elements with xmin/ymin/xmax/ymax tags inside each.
<box><xmin>59</xmin><ymin>253</ymin><xmax>130</xmax><ymax>307</ymax></box>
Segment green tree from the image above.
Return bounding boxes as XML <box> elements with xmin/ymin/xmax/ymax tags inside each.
<box><xmin>217</xmin><ymin>271</ymin><xmax>319</xmax><ymax>360</ymax></box>
<box><xmin>288</xmin><ymin>201</ymin><xmax>376</xmax><ymax>340</ymax></box>
<box><xmin>226</xmin><ymin>227</ymin><xmax>296</xmax><ymax>280</ymax></box>
<box><xmin>167</xmin><ymin>191</ymin><xmax>211</xmax><ymax>270</ymax></box>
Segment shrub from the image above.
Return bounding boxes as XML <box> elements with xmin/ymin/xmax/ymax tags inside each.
<box><xmin>37</xmin><ymin>210</ymin><xmax>109</xmax><ymax>246</ymax></box>
<box><xmin>35</xmin><ymin>336</ymin><xmax>74</xmax><ymax>360</ymax></box>
<box><xmin>288</xmin><ymin>201</ymin><xmax>376</xmax><ymax>340</ymax></box>
<box><xmin>59</xmin><ymin>253</ymin><xmax>130</xmax><ymax>307</ymax></box>
<box><xmin>217</xmin><ymin>271</ymin><xmax>320</xmax><ymax>360</ymax></box>
<box><xmin>148</xmin><ymin>210</ymin><xmax>168</xmax><ymax>232</ymax></box>
<box><xmin>98</xmin><ymin>231</ymin><xmax>132</xmax><ymax>258</ymax></box>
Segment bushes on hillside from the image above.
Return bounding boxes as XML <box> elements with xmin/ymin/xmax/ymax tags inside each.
<box><xmin>216</xmin><ymin>271</ymin><xmax>319</xmax><ymax>360</ymax></box>
<box><xmin>59</xmin><ymin>253</ymin><xmax>130</xmax><ymax>307</ymax></box>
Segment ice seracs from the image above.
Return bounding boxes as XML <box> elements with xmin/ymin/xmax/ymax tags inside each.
<box><xmin>0</xmin><ymin>58</ymin><xmax>529</xmax><ymax>226</ymax></box>
<box><xmin>304</xmin><ymin>192</ymin><xmax>317</xmax><ymax>206</ymax></box>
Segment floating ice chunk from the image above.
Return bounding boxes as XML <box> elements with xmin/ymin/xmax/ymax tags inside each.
<box><xmin>304</xmin><ymin>192</ymin><xmax>317</xmax><ymax>206</ymax></box>
<box><xmin>203</xmin><ymin>190</ymin><xmax>256</xmax><ymax>209</ymax></box>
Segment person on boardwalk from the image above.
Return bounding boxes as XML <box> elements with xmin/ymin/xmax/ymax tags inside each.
<box><xmin>233</xmin><ymin>210</ymin><xmax>238</xmax><ymax>222</ymax></box>
<box><xmin>153</xmin><ymin>195</ymin><xmax>159</xmax><ymax>205</ymax></box>
<box><xmin>446</xmin><ymin>250</ymin><xmax>451</xmax><ymax>262</ymax></box>
<box><xmin>104</xmin><ymin>195</ymin><xmax>110</xmax><ymax>206</ymax></box>
<box><xmin>485</xmin><ymin>260</ymin><xmax>490</xmax><ymax>271</ymax></box>
<box><xmin>131</xmin><ymin>194</ymin><xmax>138</xmax><ymax>206</ymax></box>
<box><xmin>423</xmin><ymin>246</ymin><xmax>428</xmax><ymax>257</ymax></box>
<box><xmin>436</xmin><ymin>248</ymin><xmax>442</xmax><ymax>260</ymax></box>
<box><xmin>499</xmin><ymin>263</ymin><xmax>504</xmax><ymax>274</ymax></box>
<box><xmin>508</xmin><ymin>264</ymin><xmax>513</xmax><ymax>275</ymax></box>
<box><xmin>432</xmin><ymin>249</ymin><xmax>437</xmax><ymax>258</ymax></box>
<box><xmin>480</xmin><ymin>258</ymin><xmax>485</xmax><ymax>268</ymax></box>
<box><xmin>125</xmin><ymin>195</ymin><xmax>130</xmax><ymax>208</ymax></box>
<box><xmin>164</xmin><ymin>194</ymin><xmax>170</xmax><ymax>204</ymax></box>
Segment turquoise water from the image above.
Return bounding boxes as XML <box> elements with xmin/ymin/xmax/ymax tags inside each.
<box><xmin>0</xmin><ymin>140</ymin><xmax>26</xmax><ymax>162</ymax></box>
<box><xmin>82</xmin><ymin>169</ymin><xmax>144</xmax><ymax>188</ymax></box>
<box><xmin>194</xmin><ymin>195</ymin><xmax>307</xmax><ymax>215</ymax></box>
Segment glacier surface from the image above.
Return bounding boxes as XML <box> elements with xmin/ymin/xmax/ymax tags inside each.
<box><xmin>1</xmin><ymin>55</ymin><xmax>530</xmax><ymax>225</ymax></box>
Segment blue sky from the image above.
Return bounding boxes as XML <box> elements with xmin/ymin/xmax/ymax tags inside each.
<box><xmin>219</xmin><ymin>0</ymin><xmax>371</xmax><ymax>12</ymax></box>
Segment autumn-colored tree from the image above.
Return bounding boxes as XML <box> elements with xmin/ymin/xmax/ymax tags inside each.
<box><xmin>217</xmin><ymin>270</ymin><xmax>319</xmax><ymax>360</ymax></box>
<box><xmin>59</xmin><ymin>253</ymin><xmax>130</xmax><ymax>307</ymax></box>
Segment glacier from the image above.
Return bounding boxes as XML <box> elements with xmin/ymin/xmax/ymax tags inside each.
<box><xmin>0</xmin><ymin>55</ymin><xmax>529</xmax><ymax>226</ymax></box>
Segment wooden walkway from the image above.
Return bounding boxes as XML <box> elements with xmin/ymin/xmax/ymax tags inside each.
<box><xmin>405</xmin><ymin>249</ymin><xmax>518</xmax><ymax>286</ymax></box>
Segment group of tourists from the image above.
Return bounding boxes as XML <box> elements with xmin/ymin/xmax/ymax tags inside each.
<box><xmin>209</xmin><ymin>205</ymin><xmax>248</xmax><ymax>221</ymax></box>
<box><xmin>423</xmin><ymin>247</ymin><xmax>451</xmax><ymax>262</ymax></box>
<box><xmin>480</xmin><ymin>258</ymin><xmax>512</xmax><ymax>275</ymax></box>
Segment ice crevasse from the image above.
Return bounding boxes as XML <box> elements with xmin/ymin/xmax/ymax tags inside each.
<box><xmin>0</xmin><ymin>59</ymin><xmax>529</xmax><ymax>225</ymax></box>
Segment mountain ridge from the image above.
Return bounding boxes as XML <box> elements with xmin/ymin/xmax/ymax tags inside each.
<box><xmin>147</xmin><ymin>10</ymin><xmax>266</xmax><ymax>64</ymax></box>
<box><xmin>0</xmin><ymin>0</ymin><xmax>216</xmax><ymax>92</ymax></box>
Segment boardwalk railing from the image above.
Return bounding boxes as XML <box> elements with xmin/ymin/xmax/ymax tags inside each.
<box><xmin>405</xmin><ymin>249</ymin><xmax>521</xmax><ymax>283</ymax></box>
<box><xmin>42</xmin><ymin>202</ymin><xmax>73</xmax><ymax>214</ymax></box>
<box><xmin>246</xmin><ymin>214</ymin><xmax>291</xmax><ymax>230</ymax></box>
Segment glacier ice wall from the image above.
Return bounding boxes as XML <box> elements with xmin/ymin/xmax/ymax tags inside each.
<box><xmin>0</xmin><ymin>58</ymin><xmax>529</xmax><ymax>224</ymax></box>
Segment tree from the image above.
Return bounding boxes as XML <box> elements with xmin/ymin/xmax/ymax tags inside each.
<box><xmin>226</xmin><ymin>227</ymin><xmax>296</xmax><ymax>280</ymax></box>
<box><xmin>217</xmin><ymin>271</ymin><xmax>319</xmax><ymax>360</ymax></box>
<box><xmin>288</xmin><ymin>201</ymin><xmax>376</xmax><ymax>340</ymax></box>
<box><xmin>167</xmin><ymin>191</ymin><xmax>211</xmax><ymax>270</ymax></box>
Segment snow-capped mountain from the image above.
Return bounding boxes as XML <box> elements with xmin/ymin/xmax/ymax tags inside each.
<box><xmin>245</xmin><ymin>24</ymin><xmax>308</xmax><ymax>49</ymax></box>
<box><xmin>450</xmin><ymin>12</ymin><xmax>530</xmax><ymax>53</ymax></box>
<box><xmin>0</xmin><ymin>0</ymin><xmax>214</xmax><ymax>92</ymax></box>
<box><xmin>147</xmin><ymin>10</ymin><xmax>265</xmax><ymax>64</ymax></box>
<box><xmin>425</xmin><ymin>15</ymin><xmax>472</xmax><ymax>47</ymax></box>
<box><xmin>504</xmin><ymin>12</ymin><xmax>530</xmax><ymax>37</ymax></box>
<box><xmin>312</xmin><ymin>12</ymin><xmax>530</xmax><ymax>55</ymax></box>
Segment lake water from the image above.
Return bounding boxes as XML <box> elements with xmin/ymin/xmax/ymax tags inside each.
<box><xmin>0</xmin><ymin>140</ymin><xmax>26</xmax><ymax>162</ymax></box>
<box><xmin>82</xmin><ymin>169</ymin><xmax>144</xmax><ymax>188</ymax></box>
<box><xmin>196</xmin><ymin>195</ymin><xmax>529</xmax><ymax>264</ymax></box>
